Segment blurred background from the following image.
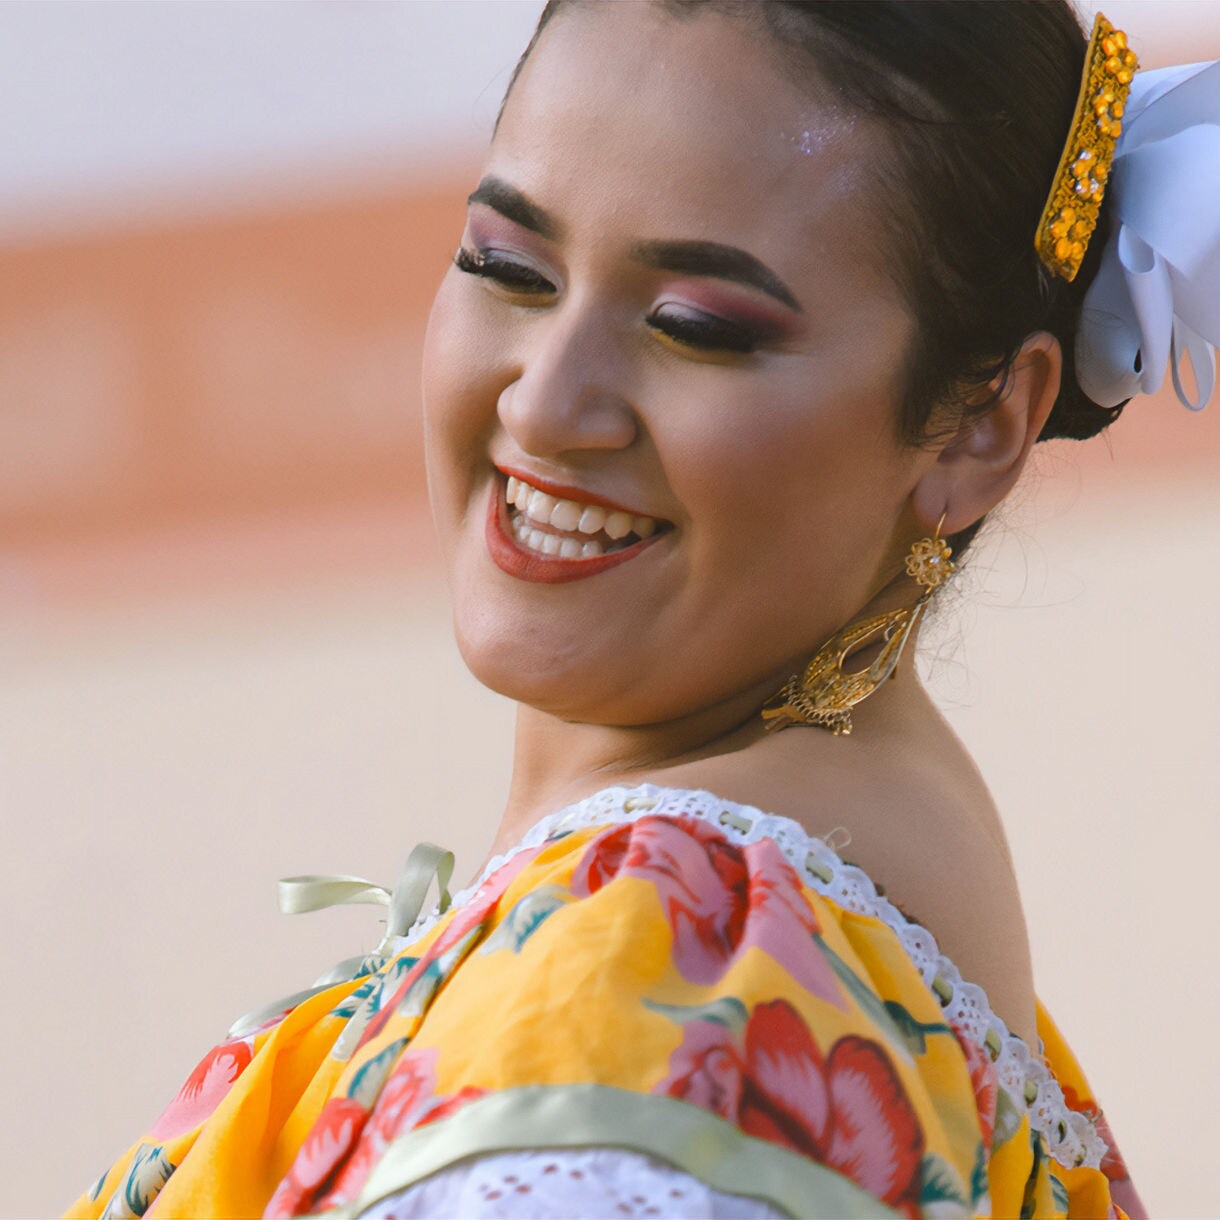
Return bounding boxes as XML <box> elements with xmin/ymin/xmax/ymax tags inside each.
<box><xmin>1</xmin><ymin>2</ymin><xmax>1216</xmax><ymax>1216</ymax></box>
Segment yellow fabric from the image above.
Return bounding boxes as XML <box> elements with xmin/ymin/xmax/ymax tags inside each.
<box><xmin>68</xmin><ymin>802</ymin><xmax>1140</xmax><ymax>1219</ymax></box>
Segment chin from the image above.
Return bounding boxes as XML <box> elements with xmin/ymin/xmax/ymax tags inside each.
<box><xmin>451</xmin><ymin>606</ymin><xmax>751</xmax><ymax>730</ymax></box>
<box><xmin>453</xmin><ymin>610</ymin><xmax>605</xmax><ymax>718</ymax></box>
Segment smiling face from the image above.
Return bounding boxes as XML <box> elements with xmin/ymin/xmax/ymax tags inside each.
<box><xmin>422</xmin><ymin>1</ymin><xmax>938</xmax><ymax>728</ymax></box>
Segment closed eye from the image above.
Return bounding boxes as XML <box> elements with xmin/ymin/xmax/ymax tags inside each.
<box><xmin>646</xmin><ymin>306</ymin><xmax>760</xmax><ymax>355</ymax></box>
<box><xmin>454</xmin><ymin>246</ymin><xmax>556</xmax><ymax>295</ymax></box>
<box><xmin>456</xmin><ymin>246</ymin><xmax>760</xmax><ymax>355</ymax></box>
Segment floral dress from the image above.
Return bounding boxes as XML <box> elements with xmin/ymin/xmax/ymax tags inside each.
<box><xmin>67</xmin><ymin>785</ymin><xmax>1144</xmax><ymax>1219</ymax></box>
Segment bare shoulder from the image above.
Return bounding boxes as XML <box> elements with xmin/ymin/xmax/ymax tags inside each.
<box><xmin>830</xmin><ymin>746</ymin><xmax>1038</xmax><ymax>1049</ymax></box>
<box><xmin>668</xmin><ymin>711</ymin><xmax>1038</xmax><ymax>1046</ymax></box>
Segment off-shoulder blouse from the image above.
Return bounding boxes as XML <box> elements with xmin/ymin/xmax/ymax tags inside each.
<box><xmin>67</xmin><ymin>785</ymin><xmax>1143</xmax><ymax>1219</ymax></box>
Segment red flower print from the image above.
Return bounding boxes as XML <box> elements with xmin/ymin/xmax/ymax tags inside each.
<box><xmin>309</xmin><ymin>1053</ymin><xmax>488</xmax><ymax>1209</ymax></box>
<box><xmin>658</xmin><ymin>999</ymin><xmax>924</xmax><ymax>1213</ymax></box>
<box><xmin>951</xmin><ymin>1023</ymin><xmax>999</xmax><ymax>1148</ymax></box>
<box><xmin>573</xmin><ymin>816</ymin><xmax>842</xmax><ymax>1006</ymax></box>
<box><xmin>1093</xmin><ymin>1109</ymin><xmax>1134</xmax><ymax>1184</ymax></box>
<box><xmin>818</xmin><ymin>1036</ymin><xmax>924</xmax><ymax>1207</ymax></box>
<box><xmin>418</xmin><ymin>1084</ymin><xmax>487</xmax><ymax>1127</ymax></box>
<box><xmin>265</xmin><ymin>1096</ymin><xmax>368</xmax><ymax>1218</ymax></box>
<box><xmin>1059</xmin><ymin>1079</ymin><xmax>1089</xmax><ymax>1113</ymax></box>
<box><xmin>149</xmin><ymin>1037</ymin><xmax>253</xmax><ymax>1141</ymax></box>
<box><xmin>738</xmin><ymin>999</ymin><xmax>832</xmax><ymax>1158</ymax></box>
<box><xmin>311</xmin><ymin>1134</ymin><xmax>381</xmax><ymax>1213</ymax></box>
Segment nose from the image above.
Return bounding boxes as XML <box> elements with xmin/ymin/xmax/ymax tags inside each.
<box><xmin>497</xmin><ymin>306</ymin><xmax>639</xmax><ymax>459</ymax></box>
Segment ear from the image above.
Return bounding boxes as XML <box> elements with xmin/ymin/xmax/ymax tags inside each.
<box><xmin>911</xmin><ymin>331</ymin><xmax>1063</xmax><ymax>534</ymax></box>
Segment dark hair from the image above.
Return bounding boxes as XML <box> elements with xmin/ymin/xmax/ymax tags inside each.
<box><xmin>504</xmin><ymin>0</ymin><xmax>1130</xmax><ymax>554</ymax></box>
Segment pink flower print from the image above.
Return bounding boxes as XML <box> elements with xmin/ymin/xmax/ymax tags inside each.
<box><xmin>367</xmin><ymin>1048</ymin><xmax>441</xmax><ymax>1146</ymax></box>
<box><xmin>264</xmin><ymin>1097</ymin><xmax>368</xmax><ymax>1218</ymax></box>
<box><xmin>951</xmin><ymin>1023</ymin><xmax>999</xmax><ymax>1149</ymax></box>
<box><xmin>149</xmin><ymin>1037</ymin><xmax>253</xmax><ymax>1141</ymax></box>
<box><xmin>308</xmin><ymin>1054</ymin><xmax>438</xmax><ymax>1210</ymax></box>
<box><xmin>739</xmin><ymin>835</ymin><xmax>843</xmax><ymax>1003</ymax></box>
<box><xmin>658</xmin><ymin>999</ymin><xmax>924</xmax><ymax>1213</ymax></box>
<box><xmin>654</xmin><ymin>1018</ymin><xmax>746</xmax><ymax>1120</ymax></box>
<box><xmin>573</xmin><ymin>818</ymin><xmax>748</xmax><ymax>986</ymax></box>
<box><xmin>572</xmin><ymin>816</ymin><xmax>842</xmax><ymax>1005</ymax></box>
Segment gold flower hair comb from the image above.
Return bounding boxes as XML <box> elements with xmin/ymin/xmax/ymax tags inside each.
<box><xmin>1035</xmin><ymin>12</ymin><xmax>1138</xmax><ymax>282</ymax></box>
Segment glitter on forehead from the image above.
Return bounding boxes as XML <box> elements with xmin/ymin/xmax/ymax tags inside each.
<box><xmin>781</xmin><ymin>105</ymin><xmax>853</xmax><ymax>157</ymax></box>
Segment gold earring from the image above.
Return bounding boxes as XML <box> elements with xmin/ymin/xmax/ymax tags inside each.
<box><xmin>761</xmin><ymin>514</ymin><xmax>955</xmax><ymax>736</ymax></box>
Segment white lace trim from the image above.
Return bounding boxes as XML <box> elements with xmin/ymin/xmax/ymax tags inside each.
<box><xmin>360</xmin><ymin>1148</ymin><xmax>788</xmax><ymax>1219</ymax></box>
<box><xmin>393</xmin><ymin>783</ymin><xmax>1106</xmax><ymax>1172</ymax></box>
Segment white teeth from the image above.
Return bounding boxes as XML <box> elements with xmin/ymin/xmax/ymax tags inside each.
<box><xmin>549</xmin><ymin>499</ymin><xmax>582</xmax><ymax>531</ymax></box>
<box><xmin>604</xmin><ymin>511</ymin><xmax>634</xmax><ymax>541</ymax></box>
<box><xmin>577</xmin><ymin>506</ymin><xmax>606</xmax><ymax>535</ymax></box>
<box><xmin>505</xmin><ymin>473</ymin><xmax>665</xmax><ymax>555</ymax></box>
<box><xmin>525</xmin><ymin>490</ymin><xmax>556</xmax><ymax>524</ymax></box>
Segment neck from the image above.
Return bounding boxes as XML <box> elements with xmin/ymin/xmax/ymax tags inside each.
<box><xmin>502</xmin><ymin>678</ymin><xmax>768</xmax><ymax>827</ymax></box>
<box><xmin>485</xmin><ymin>576</ymin><xmax>935</xmax><ymax>862</ymax></box>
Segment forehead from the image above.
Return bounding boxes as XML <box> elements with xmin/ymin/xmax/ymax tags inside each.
<box><xmin>493</xmin><ymin>2</ymin><xmax>890</xmax><ymax>289</ymax></box>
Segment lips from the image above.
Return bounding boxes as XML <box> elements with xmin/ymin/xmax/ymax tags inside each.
<box><xmin>485</xmin><ymin>470</ymin><xmax>670</xmax><ymax>583</ymax></box>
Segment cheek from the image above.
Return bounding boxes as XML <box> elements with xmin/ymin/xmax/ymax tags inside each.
<box><xmin>669</xmin><ymin>389</ymin><xmax>903</xmax><ymax>541</ymax></box>
<box><xmin>423</xmin><ymin>277</ymin><xmax>483</xmax><ymax>442</ymax></box>
<box><xmin>655</xmin><ymin>372</ymin><xmax>916</xmax><ymax>627</ymax></box>
<box><xmin>422</xmin><ymin>277</ymin><xmax>507</xmax><ymax>510</ymax></box>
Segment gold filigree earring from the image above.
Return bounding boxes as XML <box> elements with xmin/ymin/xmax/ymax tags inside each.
<box><xmin>761</xmin><ymin>515</ymin><xmax>955</xmax><ymax>736</ymax></box>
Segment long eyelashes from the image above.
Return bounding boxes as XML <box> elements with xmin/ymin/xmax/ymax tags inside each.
<box><xmin>646</xmin><ymin>310</ymin><xmax>757</xmax><ymax>354</ymax></box>
<box><xmin>453</xmin><ymin>246</ymin><xmax>555</xmax><ymax>293</ymax></box>
<box><xmin>453</xmin><ymin>245</ymin><xmax>761</xmax><ymax>356</ymax></box>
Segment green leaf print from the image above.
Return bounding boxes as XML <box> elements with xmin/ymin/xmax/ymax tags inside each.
<box><xmin>642</xmin><ymin>995</ymin><xmax>749</xmax><ymax>1037</ymax></box>
<box><xmin>347</xmin><ymin>1037</ymin><xmax>410</xmax><ymax>1109</ymax></box>
<box><xmin>101</xmin><ymin>1143</ymin><xmax>175</xmax><ymax>1219</ymax></box>
<box><xmin>820</xmin><ymin>940</ymin><xmax>953</xmax><ymax>1057</ymax></box>
<box><xmin>479</xmin><ymin>885</ymin><xmax>572</xmax><ymax>955</ymax></box>
<box><xmin>87</xmin><ymin>1166</ymin><xmax>109</xmax><ymax>1202</ymax></box>
<box><xmin>1050</xmin><ymin>1171</ymin><xmax>1070</xmax><ymax>1213</ymax></box>
<box><xmin>970</xmin><ymin>1140</ymin><xmax>991</xmax><ymax>1207</ymax></box>
<box><xmin>917</xmin><ymin>1151</ymin><xmax>971</xmax><ymax>1218</ymax></box>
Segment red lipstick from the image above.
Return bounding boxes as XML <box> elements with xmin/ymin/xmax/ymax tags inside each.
<box><xmin>496</xmin><ymin>465</ymin><xmax>650</xmax><ymax>517</ymax></box>
<box><xmin>484</xmin><ymin>476</ymin><xmax>665</xmax><ymax>584</ymax></box>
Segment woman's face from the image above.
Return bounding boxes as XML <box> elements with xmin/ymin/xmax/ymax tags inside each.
<box><xmin>423</xmin><ymin>2</ymin><xmax>934</xmax><ymax>727</ymax></box>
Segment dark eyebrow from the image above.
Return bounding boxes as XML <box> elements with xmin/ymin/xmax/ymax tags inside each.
<box><xmin>466</xmin><ymin>177</ymin><xmax>800</xmax><ymax>313</ymax></box>
<box><xmin>629</xmin><ymin>239</ymin><xmax>803</xmax><ymax>313</ymax></box>
<box><xmin>466</xmin><ymin>176</ymin><xmax>562</xmax><ymax>241</ymax></box>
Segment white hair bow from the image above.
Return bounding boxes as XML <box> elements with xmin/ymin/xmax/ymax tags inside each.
<box><xmin>1076</xmin><ymin>59</ymin><xmax>1220</xmax><ymax>411</ymax></box>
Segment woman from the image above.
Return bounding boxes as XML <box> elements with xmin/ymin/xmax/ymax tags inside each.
<box><xmin>70</xmin><ymin>2</ymin><xmax>1217</xmax><ymax>1217</ymax></box>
